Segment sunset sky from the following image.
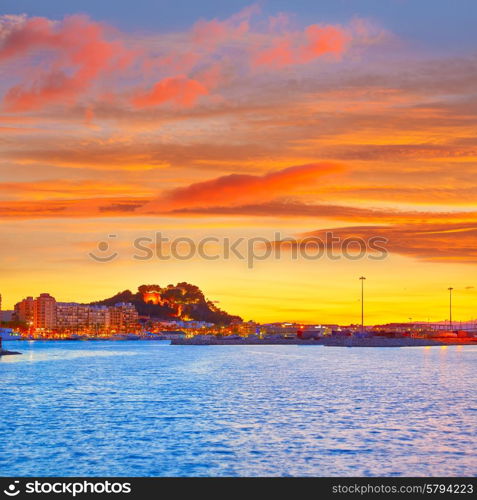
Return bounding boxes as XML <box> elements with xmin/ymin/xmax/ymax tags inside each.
<box><xmin>1</xmin><ymin>0</ymin><xmax>476</xmax><ymax>324</ymax></box>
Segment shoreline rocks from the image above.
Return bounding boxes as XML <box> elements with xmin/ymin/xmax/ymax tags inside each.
<box><xmin>0</xmin><ymin>349</ymin><xmax>22</xmax><ymax>356</ymax></box>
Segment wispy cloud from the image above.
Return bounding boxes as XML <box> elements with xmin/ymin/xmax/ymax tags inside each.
<box><xmin>291</xmin><ymin>224</ymin><xmax>477</xmax><ymax>263</ymax></box>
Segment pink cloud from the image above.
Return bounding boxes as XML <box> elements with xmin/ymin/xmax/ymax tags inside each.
<box><xmin>132</xmin><ymin>76</ymin><xmax>209</xmax><ymax>108</ymax></box>
<box><xmin>0</xmin><ymin>9</ymin><xmax>386</xmax><ymax>113</ymax></box>
<box><xmin>253</xmin><ymin>23</ymin><xmax>351</xmax><ymax>68</ymax></box>
<box><xmin>301</xmin><ymin>24</ymin><xmax>351</xmax><ymax>62</ymax></box>
<box><xmin>1</xmin><ymin>15</ymin><xmax>133</xmax><ymax>111</ymax></box>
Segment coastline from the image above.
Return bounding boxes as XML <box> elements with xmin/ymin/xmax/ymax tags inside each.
<box><xmin>5</xmin><ymin>336</ymin><xmax>476</xmax><ymax>347</ymax></box>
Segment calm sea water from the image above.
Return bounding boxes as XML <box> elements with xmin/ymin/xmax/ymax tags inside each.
<box><xmin>0</xmin><ymin>341</ymin><xmax>475</xmax><ymax>477</ymax></box>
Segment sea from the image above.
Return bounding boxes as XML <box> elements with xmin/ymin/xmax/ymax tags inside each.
<box><xmin>0</xmin><ymin>341</ymin><xmax>475</xmax><ymax>477</ymax></box>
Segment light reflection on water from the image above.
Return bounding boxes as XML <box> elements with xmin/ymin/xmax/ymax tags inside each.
<box><xmin>0</xmin><ymin>341</ymin><xmax>475</xmax><ymax>477</ymax></box>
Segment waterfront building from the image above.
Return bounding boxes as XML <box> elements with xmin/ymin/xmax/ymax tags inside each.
<box><xmin>56</xmin><ymin>303</ymin><xmax>90</xmax><ymax>331</ymax></box>
<box><xmin>109</xmin><ymin>302</ymin><xmax>139</xmax><ymax>332</ymax></box>
<box><xmin>232</xmin><ymin>321</ymin><xmax>259</xmax><ymax>336</ymax></box>
<box><xmin>35</xmin><ymin>293</ymin><xmax>57</xmax><ymax>330</ymax></box>
<box><xmin>88</xmin><ymin>306</ymin><xmax>111</xmax><ymax>333</ymax></box>
<box><xmin>14</xmin><ymin>296</ymin><xmax>36</xmax><ymax>326</ymax></box>
<box><xmin>56</xmin><ymin>302</ymin><xmax>136</xmax><ymax>333</ymax></box>
<box><xmin>14</xmin><ymin>294</ymin><xmax>138</xmax><ymax>334</ymax></box>
<box><xmin>298</xmin><ymin>326</ymin><xmax>328</xmax><ymax>339</ymax></box>
<box><xmin>262</xmin><ymin>323</ymin><xmax>301</xmax><ymax>337</ymax></box>
<box><xmin>14</xmin><ymin>294</ymin><xmax>57</xmax><ymax>329</ymax></box>
<box><xmin>55</xmin><ymin>303</ymin><xmax>111</xmax><ymax>333</ymax></box>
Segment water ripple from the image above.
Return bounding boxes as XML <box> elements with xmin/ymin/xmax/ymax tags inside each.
<box><xmin>0</xmin><ymin>341</ymin><xmax>475</xmax><ymax>477</ymax></box>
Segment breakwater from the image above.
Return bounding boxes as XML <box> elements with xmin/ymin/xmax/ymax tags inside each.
<box><xmin>170</xmin><ymin>336</ymin><xmax>451</xmax><ymax>347</ymax></box>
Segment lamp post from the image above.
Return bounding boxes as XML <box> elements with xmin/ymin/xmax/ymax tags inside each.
<box><xmin>359</xmin><ymin>276</ymin><xmax>366</xmax><ymax>333</ymax></box>
<box><xmin>448</xmin><ymin>287</ymin><xmax>453</xmax><ymax>331</ymax></box>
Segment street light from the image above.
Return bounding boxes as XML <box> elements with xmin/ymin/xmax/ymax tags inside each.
<box><xmin>359</xmin><ymin>276</ymin><xmax>366</xmax><ymax>333</ymax></box>
<box><xmin>448</xmin><ymin>287</ymin><xmax>454</xmax><ymax>331</ymax></box>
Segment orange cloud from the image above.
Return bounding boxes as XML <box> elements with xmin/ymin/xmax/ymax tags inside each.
<box><xmin>154</xmin><ymin>162</ymin><xmax>343</xmax><ymax>209</ymax></box>
<box><xmin>132</xmin><ymin>77</ymin><xmax>209</xmax><ymax>108</ymax></box>
<box><xmin>1</xmin><ymin>15</ymin><xmax>133</xmax><ymax>111</ymax></box>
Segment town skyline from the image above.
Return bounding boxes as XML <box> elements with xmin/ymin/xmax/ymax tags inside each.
<box><xmin>2</xmin><ymin>278</ymin><xmax>475</xmax><ymax>327</ymax></box>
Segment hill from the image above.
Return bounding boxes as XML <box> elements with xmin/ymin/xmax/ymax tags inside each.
<box><xmin>90</xmin><ymin>282</ymin><xmax>241</xmax><ymax>325</ymax></box>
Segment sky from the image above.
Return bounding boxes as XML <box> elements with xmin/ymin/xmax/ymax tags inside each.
<box><xmin>1</xmin><ymin>1</ymin><xmax>476</xmax><ymax>324</ymax></box>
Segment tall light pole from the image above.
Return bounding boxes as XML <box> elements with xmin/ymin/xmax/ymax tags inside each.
<box><xmin>359</xmin><ymin>276</ymin><xmax>366</xmax><ymax>333</ymax></box>
<box><xmin>448</xmin><ymin>287</ymin><xmax>453</xmax><ymax>331</ymax></box>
